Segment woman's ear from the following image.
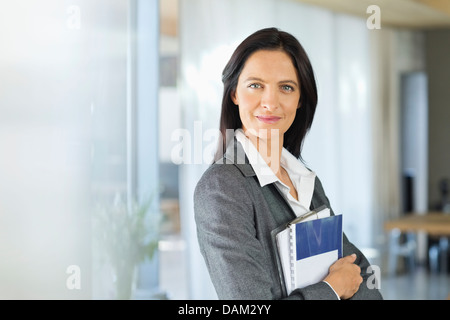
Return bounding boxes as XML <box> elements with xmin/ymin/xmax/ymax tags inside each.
<box><xmin>231</xmin><ymin>90</ymin><xmax>238</xmax><ymax>106</ymax></box>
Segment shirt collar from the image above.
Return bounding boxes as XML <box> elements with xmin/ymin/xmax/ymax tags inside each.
<box><xmin>235</xmin><ymin>129</ymin><xmax>316</xmax><ymax>187</ymax></box>
<box><xmin>235</xmin><ymin>129</ymin><xmax>277</xmax><ymax>186</ymax></box>
<box><xmin>280</xmin><ymin>147</ymin><xmax>317</xmax><ymax>210</ymax></box>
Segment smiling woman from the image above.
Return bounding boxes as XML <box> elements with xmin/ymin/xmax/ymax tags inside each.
<box><xmin>217</xmin><ymin>28</ymin><xmax>318</xmax><ymax>163</ymax></box>
<box><xmin>194</xmin><ymin>27</ymin><xmax>383</xmax><ymax>300</ymax></box>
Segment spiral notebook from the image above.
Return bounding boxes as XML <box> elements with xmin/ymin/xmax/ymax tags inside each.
<box><xmin>271</xmin><ymin>206</ymin><xmax>343</xmax><ymax>296</ymax></box>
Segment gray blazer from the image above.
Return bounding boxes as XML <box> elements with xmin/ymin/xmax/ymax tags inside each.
<box><xmin>194</xmin><ymin>139</ymin><xmax>383</xmax><ymax>300</ymax></box>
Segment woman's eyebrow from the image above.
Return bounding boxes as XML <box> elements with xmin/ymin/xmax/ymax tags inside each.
<box><xmin>243</xmin><ymin>76</ymin><xmax>265</xmax><ymax>83</ymax></box>
<box><xmin>279</xmin><ymin>80</ymin><xmax>299</xmax><ymax>87</ymax></box>
<box><xmin>244</xmin><ymin>77</ymin><xmax>299</xmax><ymax>87</ymax></box>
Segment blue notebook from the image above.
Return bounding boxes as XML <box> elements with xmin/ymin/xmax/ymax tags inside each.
<box><xmin>273</xmin><ymin>206</ymin><xmax>343</xmax><ymax>295</ymax></box>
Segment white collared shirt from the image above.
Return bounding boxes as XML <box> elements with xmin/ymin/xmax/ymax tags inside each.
<box><xmin>235</xmin><ymin>129</ymin><xmax>316</xmax><ymax>217</ymax></box>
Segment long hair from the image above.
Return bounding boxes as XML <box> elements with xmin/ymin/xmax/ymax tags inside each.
<box><xmin>215</xmin><ymin>27</ymin><xmax>318</xmax><ymax>163</ymax></box>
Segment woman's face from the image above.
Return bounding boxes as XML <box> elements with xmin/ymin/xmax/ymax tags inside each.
<box><xmin>232</xmin><ymin>49</ymin><xmax>300</xmax><ymax>142</ymax></box>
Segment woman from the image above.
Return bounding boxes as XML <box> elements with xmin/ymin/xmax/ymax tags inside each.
<box><xmin>194</xmin><ymin>27</ymin><xmax>382</xmax><ymax>300</ymax></box>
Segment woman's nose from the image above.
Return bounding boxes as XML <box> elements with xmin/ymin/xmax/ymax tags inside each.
<box><xmin>261</xmin><ymin>88</ymin><xmax>278</xmax><ymax>110</ymax></box>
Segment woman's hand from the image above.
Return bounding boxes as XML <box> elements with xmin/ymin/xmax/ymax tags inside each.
<box><xmin>323</xmin><ymin>254</ymin><xmax>363</xmax><ymax>299</ymax></box>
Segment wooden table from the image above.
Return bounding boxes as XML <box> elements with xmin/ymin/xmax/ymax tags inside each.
<box><xmin>385</xmin><ymin>212</ymin><xmax>450</xmax><ymax>236</ymax></box>
<box><xmin>385</xmin><ymin>212</ymin><xmax>450</xmax><ymax>274</ymax></box>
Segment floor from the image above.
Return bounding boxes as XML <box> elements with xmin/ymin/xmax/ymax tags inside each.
<box><xmin>158</xmin><ymin>235</ymin><xmax>189</xmax><ymax>300</ymax></box>
<box><xmin>380</xmin><ymin>268</ymin><xmax>450</xmax><ymax>300</ymax></box>
<box><xmin>158</xmin><ymin>235</ymin><xmax>450</xmax><ymax>300</ymax></box>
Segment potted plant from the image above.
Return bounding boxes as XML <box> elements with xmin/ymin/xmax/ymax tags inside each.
<box><xmin>93</xmin><ymin>194</ymin><xmax>161</xmax><ymax>299</ymax></box>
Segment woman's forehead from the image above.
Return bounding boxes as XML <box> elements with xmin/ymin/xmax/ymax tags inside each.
<box><xmin>239</xmin><ymin>50</ymin><xmax>299</xmax><ymax>82</ymax></box>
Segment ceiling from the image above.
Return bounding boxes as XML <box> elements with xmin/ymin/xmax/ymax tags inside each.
<box><xmin>160</xmin><ymin>0</ymin><xmax>450</xmax><ymax>36</ymax></box>
<box><xmin>295</xmin><ymin>0</ymin><xmax>450</xmax><ymax>28</ymax></box>
<box><xmin>160</xmin><ymin>0</ymin><xmax>178</xmax><ymax>36</ymax></box>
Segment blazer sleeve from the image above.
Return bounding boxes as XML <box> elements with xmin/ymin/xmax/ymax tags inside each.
<box><xmin>194</xmin><ymin>164</ymin><xmax>277</xmax><ymax>299</ymax></box>
<box><xmin>194</xmin><ymin>165</ymin><xmax>340</xmax><ymax>300</ymax></box>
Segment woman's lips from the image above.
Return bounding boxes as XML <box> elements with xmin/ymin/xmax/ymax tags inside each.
<box><xmin>256</xmin><ymin>115</ymin><xmax>282</xmax><ymax>124</ymax></box>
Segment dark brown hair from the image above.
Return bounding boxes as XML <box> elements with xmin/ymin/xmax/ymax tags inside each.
<box><xmin>216</xmin><ymin>27</ymin><xmax>318</xmax><ymax>162</ymax></box>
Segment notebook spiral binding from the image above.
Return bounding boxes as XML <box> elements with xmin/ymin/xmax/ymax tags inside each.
<box><xmin>289</xmin><ymin>225</ymin><xmax>296</xmax><ymax>292</ymax></box>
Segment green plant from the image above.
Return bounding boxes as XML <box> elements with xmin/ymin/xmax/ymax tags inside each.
<box><xmin>93</xmin><ymin>194</ymin><xmax>160</xmax><ymax>299</ymax></box>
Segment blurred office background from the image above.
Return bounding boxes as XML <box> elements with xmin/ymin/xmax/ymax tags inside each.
<box><xmin>0</xmin><ymin>0</ymin><xmax>449</xmax><ymax>299</ymax></box>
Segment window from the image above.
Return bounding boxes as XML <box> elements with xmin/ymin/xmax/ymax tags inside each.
<box><xmin>0</xmin><ymin>0</ymin><xmax>160</xmax><ymax>299</ymax></box>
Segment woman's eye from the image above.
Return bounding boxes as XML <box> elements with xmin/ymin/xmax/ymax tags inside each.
<box><xmin>249</xmin><ymin>83</ymin><xmax>262</xmax><ymax>89</ymax></box>
<box><xmin>281</xmin><ymin>85</ymin><xmax>294</xmax><ymax>92</ymax></box>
